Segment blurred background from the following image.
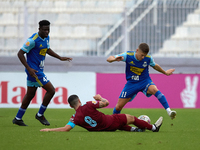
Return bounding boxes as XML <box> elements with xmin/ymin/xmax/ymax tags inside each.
<box><xmin>0</xmin><ymin>0</ymin><xmax>200</xmax><ymax>73</ymax></box>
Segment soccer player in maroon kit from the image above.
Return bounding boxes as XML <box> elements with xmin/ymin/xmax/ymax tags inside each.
<box><xmin>40</xmin><ymin>94</ymin><xmax>163</xmax><ymax>132</ymax></box>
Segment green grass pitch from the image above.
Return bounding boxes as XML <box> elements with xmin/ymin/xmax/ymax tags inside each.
<box><xmin>0</xmin><ymin>108</ymin><xmax>199</xmax><ymax>150</ymax></box>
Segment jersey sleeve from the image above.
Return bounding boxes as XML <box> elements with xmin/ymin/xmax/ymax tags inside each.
<box><xmin>67</xmin><ymin>114</ymin><xmax>76</xmax><ymax>128</ymax></box>
<box><xmin>114</xmin><ymin>52</ymin><xmax>127</xmax><ymax>62</ymax></box>
<box><xmin>21</xmin><ymin>38</ymin><xmax>35</xmax><ymax>53</ymax></box>
<box><xmin>67</xmin><ymin>121</ymin><xmax>76</xmax><ymax>128</ymax></box>
<box><xmin>150</xmin><ymin>55</ymin><xmax>156</xmax><ymax>67</ymax></box>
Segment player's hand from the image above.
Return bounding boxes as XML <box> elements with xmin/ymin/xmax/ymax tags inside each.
<box><xmin>115</xmin><ymin>56</ymin><xmax>124</xmax><ymax>61</ymax></box>
<box><xmin>60</xmin><ymin>57</ymin><xmax>73</xmax><ymax>61</ymax></box>
<box><xmin>40</xmin><ymin>129</ymin><xmax>50</xmax><ymax>132</ymax></box>
<box><xmin>93</xmin><ymin>94</ymin><xmax>102</xmax><ymax>101</ymax></box>
<box><xmin>165</xmin><ymin>68</ymin><xmax>175</xmax><ymax>76</ymax></box>
<box><xmin>27</xmin><ymin>68</ymin><xmax>38</xmax><ymax>78</ymax></box>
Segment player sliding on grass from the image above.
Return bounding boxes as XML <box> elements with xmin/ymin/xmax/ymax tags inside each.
<box><xmin>40</xmin><ymin>94</ymin><xmax>163</xmax><ymax>132</ymax></box>
<box><xmin>12</xmin><ymin>20</ymin><xmax>72</xmax><ymax>126</ymax></box>
<box><xmin>107</xmin><ymin>43</ymin><xmax>176</xmax><ymax>120</ymax></box>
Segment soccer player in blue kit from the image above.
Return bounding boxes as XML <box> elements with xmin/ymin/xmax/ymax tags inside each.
<box><xmin>12</xmin><ymin>20</ymin><xmax>72</xmax><ymax>126</ymax></box>
<box><xmin>107</xmin><ymin>43</ymin><xmax>176</xmax><ymax>120</ymax></box>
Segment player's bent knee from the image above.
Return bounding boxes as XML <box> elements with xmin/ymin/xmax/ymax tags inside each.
<box><xmin>125</xmin><ymin>114</ymin><xmax>135</xmax><ymax>124</ymax></box>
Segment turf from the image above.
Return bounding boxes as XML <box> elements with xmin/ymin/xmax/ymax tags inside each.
<box><xmin>0</xmin><ymin>108</ymin><xmax>199</xmax><ymax>150</ymax></box>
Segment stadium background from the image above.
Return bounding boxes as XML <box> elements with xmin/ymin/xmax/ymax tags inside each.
<box><xmin>0</xmin><ymin>0</ymin><xmax>200</xmax><ymax>108</ymax></box>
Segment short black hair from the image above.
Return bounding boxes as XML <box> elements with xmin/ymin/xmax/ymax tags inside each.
<box><xmin>138</xmin><ymin>43</ymin><xmax>149</xmax><ymax>53</ymax></box>
<box><xmin>68</xmin><ymin>95</ymin><xmax>79</xmax><ymax>107</ymax></box>
<box><xmin>39</xmin><ymin>20</ymin><xmax>50</xmax><ymax>27</ymax></box>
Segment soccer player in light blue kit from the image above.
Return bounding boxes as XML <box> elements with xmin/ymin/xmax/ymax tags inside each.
<box><xmin>107</xmin><ymin>43</ymin><xmax>176</xmax><ymax>120</ymax></box>
<box><xmin>12</xmin><ymin>20</ymin><xmax>72</xmax><ymax>126</ymax></box>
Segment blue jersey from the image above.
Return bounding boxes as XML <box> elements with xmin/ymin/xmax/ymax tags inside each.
<box><xmin>21</xmin><ymin>33</ymin><xmax>50</xmax><ymax>72</ymax></box>
<box><xmin>115</xmin><ymin>51</ymin><xmax>155</xmax><ymax>82</ymax></box>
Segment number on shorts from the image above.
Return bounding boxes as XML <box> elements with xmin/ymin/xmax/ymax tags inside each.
<box><xmin>121</xmin><ymin>92</ymin><xmax>127</xmax><ymax>97</ymax></box>
<box><xmin>43</xmin><ymin>76</ymin><xmax>48</xmax><ymax>82</ymax></box>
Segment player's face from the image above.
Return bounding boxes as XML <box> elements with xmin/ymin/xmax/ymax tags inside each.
<box><xmin>135</xmin><ymin>49</ymin><xmax>147</xmax><ymax>61</ymax></box>
<box><xmin>39</xmin><ymin>25</ymin><xmax>50</xmax><ymax>39</ymax></box>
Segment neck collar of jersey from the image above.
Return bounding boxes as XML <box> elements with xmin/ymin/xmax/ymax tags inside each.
<box><xmin>37</xmin><ymin>33</ymin><xmax>46</xmax><ymax>41</ymax></box>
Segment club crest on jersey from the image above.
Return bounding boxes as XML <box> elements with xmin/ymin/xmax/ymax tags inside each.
<box><xmin>143</xmin><ymin>62</ymin><xmax>147</xmax><ymax>67</ymax></box>
<box><xmin>39</xmin><ymin>44</ymin><xmax>43</xmax><ymax>47</ymax></box>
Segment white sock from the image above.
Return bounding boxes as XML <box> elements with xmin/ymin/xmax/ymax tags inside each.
<box><xmin>130</xmin><ymin>127</ymin><xmax>136</xmax><ymax>132</ymax></box>
<box><xmin>37</xmin><ymin>113</ymin><xmax>42</xmax><ymax>117</ymax></box>
<box><xmin>166</xmin><ymin>108</ymin><xmax>171</xmax><ymax>115</ymax></box>
<box><xmin>152</xmin><ymin>125</ymin><xmax>156</xmax><ymax>131</ymax></box>
<box><xmin>15</xmin><ymin>117</ymin><xmax>21</xmax><ymax>120</ymax></box>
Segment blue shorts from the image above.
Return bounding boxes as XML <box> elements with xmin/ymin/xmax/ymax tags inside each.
<box><xmin>119</xmin><ymin>78</ymin><xmax>155</xmax><ymax>102</ymax></box>
<box><xmin>26</xmin><ymin>71</ymin><xmax>49</xmax><ymax>87</ymax></box>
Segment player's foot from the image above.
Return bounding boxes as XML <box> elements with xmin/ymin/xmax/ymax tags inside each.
<box><xmin>12</xmin><ymin>118</ymin><xmax>27</xmax><ymax>126</ymax></box>
<box><xmin>35</xmin><ymin>114</ymin><xmax>50</xmax><ymax>126</ymax></box>
<box><xmin>169</xmin><ymin>110</ymin><xmax>176</xmax><ymax>120</ymax></box>
<box><xmin>133</xmin><ymin>128</ymin><xmax>145</xmax><ymax>132</ymax></box>
<box><xmin>153</xmin><ymin>116</ymin><xmax>163</xmax><ymax>132</ymax></box>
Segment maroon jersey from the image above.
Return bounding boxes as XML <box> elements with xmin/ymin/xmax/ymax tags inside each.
<box><xmin>68</xmin><ymin>101</ymin><xmax>127</xmax><ymax>131</ymax></box>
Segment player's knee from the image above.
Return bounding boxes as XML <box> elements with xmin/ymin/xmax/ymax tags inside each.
<box><xmin>50</xmin><ymin>87</ymin><xmax>55</xmax><ymax>96</ymax></box>
<box><xmin>126</xmin><ymin>114</ymin><xmax>135</xmax><ymax>124</ymax></box>
<box><xmin>46</xmin><ymin>87</ymin><xmax>55</xmax><ymax>96</ymax></box>
<box><xmin>27</xmin><ymin>93</ymin><xmax>36</xmax><ymax>100</ymax></box>
<box><xmin>115</xmin><ymin>105</ymin><xmax>123</xmax><ymax>111</ymax></box>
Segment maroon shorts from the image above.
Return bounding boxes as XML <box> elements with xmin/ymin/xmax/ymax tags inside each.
<box><xmin>104</xmin><ymin>114</ymin><xmax>127</xmax><ymax>131</ymax></box>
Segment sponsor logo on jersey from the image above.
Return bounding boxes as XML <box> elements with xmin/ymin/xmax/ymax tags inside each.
<box><xmin>130</xmin><ymin>66</ymin><xmax>145</xmax><ymax>75</ymax></box>
<box><xmin>129</xmin><ymin>61</ymin><xmax>135</xmax><ymax>65</ymax></box>
<box><xmin>39</xmin><ymin>48</ymin><xmax>47</xmax><ymax>56</ymax></box>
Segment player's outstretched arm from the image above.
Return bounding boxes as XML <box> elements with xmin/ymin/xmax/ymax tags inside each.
<box><xmin>107</xmin><ymin>56</ymin><xmax>124</xmax><ymax>63</ymax></box>
<box><xmin>47</xmin><ymin>48</ymin><xmax>72</xmax><ymax>61</ymax></box>
<box><xmin>152</xmin><ymin>64</ymin><xmax>175</xmax><ymax>76</ymax></box>
<box><xmin>93</xmin><ymin>94</ymin><xmax>109</xmax><ymax>108</ymax></box>
<box><xmin>40</xmin><ymin>125</ymin><xmax>72</xmax><ymax>132</ymax></box>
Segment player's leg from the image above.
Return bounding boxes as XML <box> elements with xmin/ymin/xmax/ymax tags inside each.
<box><xmin>12</xmin><ymin>86</ymin><xmax>37</xmax><ymax>126</ymax></box>
<box><xmin>113</xmin><ymin>98</ymin><xmax>131</xmax><ymax>114</ymax></box>
<box><xmin>35</xmin><ymin>81</ymin><xmax>55</xmax><ymax>126</ymax></box>
<box><xmin>113</xmin><ymin>82</ymin><xmax>138</xmax><ymax>114</ymax></box>
<box><xmin>125</xmin><ymin>114</ymin><xmax>163</xmax><ymax>132</ymax></box>
<box><xmin>147</xmin><ymin>85</ymin><xmax>176</xmax><ymax>119</ymax></box>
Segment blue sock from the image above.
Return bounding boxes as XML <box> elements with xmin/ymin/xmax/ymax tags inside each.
<box><xmin>38</xmin><ymin>104</ymin><xmax>47</xmax><ymax>116</ymax></box>
<box><xmin>113</xmin><ymin>107</ymin><xmax>121</xmax><ymax>114</ymax></box>
<box><xmin>16</xmin><ymin>108</ymin><xmax>26</xmax><ymax>120</ymax></box>
<box><xmin>155</xmin><ymin>91</ymin><xmax>169</xmax><ymax>109</ymax></box>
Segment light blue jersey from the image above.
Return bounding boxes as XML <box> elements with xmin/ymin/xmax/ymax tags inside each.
<box><xmin>21</xmin><ymin>33</ymin><xmax>50</xmax><ymax>87</ymax></box>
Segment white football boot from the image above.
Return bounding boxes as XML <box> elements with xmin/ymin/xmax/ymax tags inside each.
<box><xmin>169</xmin><ymin>110</ymin><xmax>177</xmax><ymax>120</ymax></box>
